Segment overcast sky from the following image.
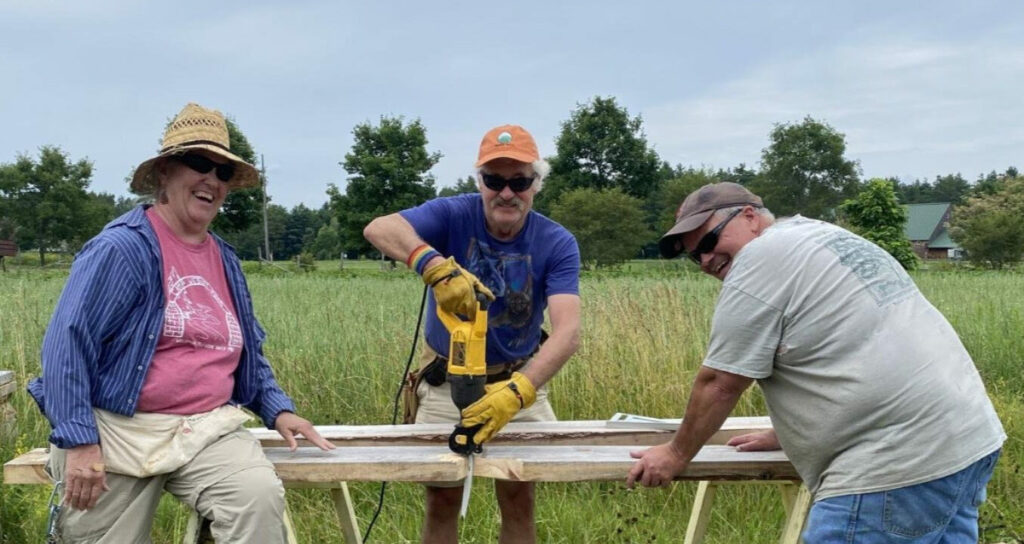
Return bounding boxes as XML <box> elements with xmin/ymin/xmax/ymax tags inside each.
<box><xmin>2</xmin><ymin>1</ymin><xmax>1022</xmax><ymax>209</ymax></box>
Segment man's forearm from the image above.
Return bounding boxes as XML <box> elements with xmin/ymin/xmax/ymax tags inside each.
<box><xmin>363</xmin><ymin>214</ymin><xmax>430</xmax><ymax>264</ymax></box>
<box><xmin>670</xmin><ymin>368</ymin><xmax>750</xmax><ymax>461</ymax></box>
<box><xmin>521</xmin><ymin>328</ymin><xmax>579</xmax><ymax>387</ymax></box>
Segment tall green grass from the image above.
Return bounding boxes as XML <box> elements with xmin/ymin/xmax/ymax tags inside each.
<box><xmin>1</xmin><ymin>267</ymin><xmax>1021</xmax><ymax>543</ymax></box>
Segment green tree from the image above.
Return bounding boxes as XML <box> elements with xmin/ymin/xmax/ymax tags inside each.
<box><xmin>838</xmin><ymin>179</ymin><xmax>917</xmax><ymax>270</ymax></box>
<box><xmin>949</xmin><ymin>178</ymin><xmax>1024</xmax><ymax>269</ymax></box>
<box><xmin>265</xmin><ymin>204</ymin><xmax>289</xmax><ymax>258</ymax></box>
<box><xmin>279</xmin><ymin>204</ymin><xmax>320</xmax><ymax>260</ymax></box>
<box><xmin>716</xmin><ymin>163</ymin><xmax>759</xmax><ymax>187</ymax></box>
<box><xmin>309</xmin><ymin>217</ymin><xmax>344</xmax><ymax>260</ymax></box>
<box><xmin>69</xmin><ymin>192</ymin><xmax>121</xmax><ymax>252</ymax></box>
<box><xmin>330</xmin><ymin>116</ymin><xmax>440</xmax><ymax>255</ymax></box>
<box><xmin>930</xmin><ymin>173</ymin><xmax>970</xmax><ymax>205</ymax></box>
<box><xmin>752</xmin><ymin>117</ymin><xmax>861</xmax><ymax>219</ymax></box>
<box><xmin>438</xmin><ymin>176</ymin><xmax>478</xmax><ymax>197</ymax></box>
<box><xmin>655</xmin><ymin>169</ymin><xmax>720</xmax><ymax>234</ymax></box>
<box><xmin>0</xmin><ymin>146</ymin><xmax>94</xmax><ymax>264</ymax></box>
<box><xmin>894</xmin><ymin>178</ymin><xmax>936</xmax><ymax>204</ymax></box>
<box><xmin>972</xmin><ymin>167</ymin><xmax>1017</xmax><ymax>197</ymax></box>
<box><xmin>549</xmin><ymin>188</ymin><xmax>651</xmax><ymax>268</ymax></box>
<box><xmin>541</xmin><ymin>97</ymin><xmax>661</xmax><ymax>212</ymax></box>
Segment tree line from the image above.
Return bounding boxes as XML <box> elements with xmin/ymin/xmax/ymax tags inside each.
<box><xmin>2</xmin><ymin>97</ymin><xmax>1022</xmax><ymax>268</ymax></box>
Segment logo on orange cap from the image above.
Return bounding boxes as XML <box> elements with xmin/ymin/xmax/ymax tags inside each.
<box><xmin>476</xmin><ymin>125</ymin><xmax>540</xmax><ymax>167</ymax></box>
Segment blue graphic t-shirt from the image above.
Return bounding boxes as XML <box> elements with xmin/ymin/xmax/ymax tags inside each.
<box><xmin>401</xmin><ymin>194</ymin><xmax>580</xmax><ymax>364</ymax></box>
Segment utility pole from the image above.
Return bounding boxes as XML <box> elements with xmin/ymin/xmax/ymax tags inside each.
<box><xmin>261</xmin><ymin>154</ymin><xmax>272</xmax><ymax>261</ymax></box>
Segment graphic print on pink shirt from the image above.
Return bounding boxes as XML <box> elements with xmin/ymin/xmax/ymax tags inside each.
<box><xmin>163</xmin><ymin>266</ymin><xmax>243</xmax><ymax>351</ymax></box>
<box><xmin>138</xmin><ymin>208</ymin><xmax>242</xmax><ymax>414</ymax></box>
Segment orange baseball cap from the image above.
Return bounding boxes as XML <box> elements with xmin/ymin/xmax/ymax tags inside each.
<box><xmin>475</xmin><ymin>125</ymin><xmax>540</xmax><ymax>167</ymax></box>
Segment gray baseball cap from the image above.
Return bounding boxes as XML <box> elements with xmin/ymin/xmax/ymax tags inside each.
<box><xmin>659</xmin><ymin>182</ymin><xmax>763</xmax><ymax>259</ymax></box>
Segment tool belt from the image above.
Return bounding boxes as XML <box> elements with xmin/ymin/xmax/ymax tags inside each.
<box><xmin>401</xmin><ymin>330</ymin><xmax>547</xmax><ymax>424</ymax></box>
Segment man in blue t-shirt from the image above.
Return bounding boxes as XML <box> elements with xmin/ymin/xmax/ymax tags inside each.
<box><xmin>365</xmin><ymin>124</ymin><xmax>581</xmax><ymax>543</ymax></box>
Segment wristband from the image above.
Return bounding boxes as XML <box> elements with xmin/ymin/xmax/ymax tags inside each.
<box><xmin>408</xmin><ymin>245</ymin><xmax>442</xmax><ymax>275</ymax></box>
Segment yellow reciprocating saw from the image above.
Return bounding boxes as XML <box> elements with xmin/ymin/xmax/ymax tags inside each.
<box><xmin>437</xmin><ymin>285</ymin><xmax>490</xmax><ymax>455</ymax></box>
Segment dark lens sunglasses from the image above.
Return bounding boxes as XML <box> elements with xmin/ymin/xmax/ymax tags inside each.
<box><xmin>481</xmin><ymin>173</ymin><xmax>535</xmax><ymax>193</ymax></box>
<box><xmin>688</xmin><ymin>208</ymin><xmax>743</xmax><ymax>264</ymax></box>
<box><xmin>170</xmin><ymin>153</ymin><xmax>236</xmax><ymax>183</ymax></box>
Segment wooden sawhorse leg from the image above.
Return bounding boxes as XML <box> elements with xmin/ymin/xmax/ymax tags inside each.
<box><xmin>683</xmin><ymin>480</ymin><xmax>810</xmax><ymax>544</ymax></box>
<box><xmin>332</xmin><ymin>482</ymin><xmax>363</xmax><ymax>544</ymax></box>
<box><xmin>683</xmin><ymin>480</ymin><xmax>717</xmax><ymax>544</ymax></box>
<box><xmin>778</xmin><ymin>482</ymin><xmax>811</xmax><ymax>544</ymax></box>
<box><xmin>284</xmin><ymin>481</ymin><xmax>363</xmax><ymax>543</ymax></box>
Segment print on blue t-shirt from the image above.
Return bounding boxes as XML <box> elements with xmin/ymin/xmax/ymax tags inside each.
<box><xmin>401</xmin><ymin>194</ymin><xmax>580</xmax><ymax>365</ymax></box>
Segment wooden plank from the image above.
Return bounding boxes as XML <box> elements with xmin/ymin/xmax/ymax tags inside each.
<box><xmin>264</xmin><ymin>446</ymin><xmax>468</xmax><ymax>483</ymax></box>
<box><xmin>6</xmin><ymin>443</ymin><xmax>797</xmax><ymax>487</ymax></box>
<box><xmin>471</xmin><ymin>445</ymin><xmax>799</xmax><ymax>482</ymax></box>
<box><xmin>3</xmin><ymin>448</ymin><xmax>48</xmax><ymax>484</ymax></box>
<box><xmin>4</xmin><ymin>447</ymin><xmax>463</xmax><ymax>487</ymax></box>
<box><xmin>248</xmin><ymin>418</ymin><xmax>773</xmax><ymax>447</ymax></box>
<box><xmin>266</xmin><ymin>444</ymin><xmax>796</xmax><ymax>484</ymax></box>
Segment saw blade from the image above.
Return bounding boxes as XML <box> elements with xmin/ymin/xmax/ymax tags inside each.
<box><xmin>459</xmin><ymin>454</ymin><xmax>474</xmax><ymax>518</ymax></box>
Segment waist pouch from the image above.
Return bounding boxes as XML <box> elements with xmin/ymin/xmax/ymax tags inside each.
<box><xmin>93</xmin><ymin>405</ymin><xmax>252</xmax><ymax>478</ymax></box>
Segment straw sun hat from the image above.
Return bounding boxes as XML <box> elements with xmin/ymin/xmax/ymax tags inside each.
<box><xmin>130</xmin><ymin>103</ymin><xmax>260</xmax><ymax>195</ymax></box>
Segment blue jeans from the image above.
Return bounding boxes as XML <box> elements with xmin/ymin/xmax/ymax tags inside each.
<box><xmin>803</xmin><ymin>449</ymin><xmax>1000</xmax><ymax>543</ymax></box>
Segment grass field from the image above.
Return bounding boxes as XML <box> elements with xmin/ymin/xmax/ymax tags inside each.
<box><xmin>1</xmin><ymin>262</ymin><xmax>1021</xmax><ymax>543</ymax></box>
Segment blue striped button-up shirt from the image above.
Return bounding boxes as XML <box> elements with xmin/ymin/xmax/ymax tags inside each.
<box><xmin>27</xmin><ymin>206</ymin><xmax>295</xmax><ymax>449</ymax></box>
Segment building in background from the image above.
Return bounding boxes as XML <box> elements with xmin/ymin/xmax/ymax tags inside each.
<box><xmin>904</xmin><ymin>202</ymin><xmax>962</xmax><ymax>259</ymax></box>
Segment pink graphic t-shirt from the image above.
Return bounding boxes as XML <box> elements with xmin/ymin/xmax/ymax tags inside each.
<box><xmin>137</xmin><ymin>208</ymin><xmax>242</xmax><ymax>414</ymax></box>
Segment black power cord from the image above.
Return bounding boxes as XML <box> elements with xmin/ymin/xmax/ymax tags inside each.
<box><xmin>362</xmin><ymin>284</ymin><xmax>429</xmax><ymax>542</ymax></box>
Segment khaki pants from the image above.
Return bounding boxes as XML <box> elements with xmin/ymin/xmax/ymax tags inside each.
<box><xmin>46</xmin><ymin>427</ymin><xmax>287</xmax><ymax>544</ymax></box>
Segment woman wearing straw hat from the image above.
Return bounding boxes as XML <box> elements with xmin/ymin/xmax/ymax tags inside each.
<box><xmin>27</xmin><ymin>103</ymin><xmax>333</xmax><ymax>543</ymax></box>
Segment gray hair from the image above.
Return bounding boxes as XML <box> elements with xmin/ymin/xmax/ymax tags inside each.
<box><xmin>148</xmin><ymin>158</ymin><xmax>171</xmax><ymax>204</ymax></box>
<box><xmin>713</xmin><ymin>205</ymin><xmax>776</xmax><ymax>225</ymax></box>
<box><xmin>476</xmin><ymin>159</ymin><xmax>551</xmax><ymax>193</ymax></box>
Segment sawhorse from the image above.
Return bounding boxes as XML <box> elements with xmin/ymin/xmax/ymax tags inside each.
<box><xmin>685</xmin><ymin>480</ymin><xmax>811</xmax><ymax>544</ymax></box>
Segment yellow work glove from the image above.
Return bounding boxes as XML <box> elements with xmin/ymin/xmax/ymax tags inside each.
<box><xmin>421</xmin><ymin>257</ymin><xmax>494</xmax><ymax>319</ymax></box>
<box><xmin>460</xmin><ymin>372</ymin><xmax>536</xmax><ymax>445</ymax></box>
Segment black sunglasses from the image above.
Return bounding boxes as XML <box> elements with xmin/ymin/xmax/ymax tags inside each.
<box><xmin>688</xmin><ymin>208</ymin><xmax>743</xmax><ymax>264</ymax></box>
<box><xmin>481</xmin><ymin>173</ymin><xmax>535</xmax><ymax>193</ymax></box>
<box><xmin>170</xmin><ymin>153</ymin><xmax>236</xmax><ymax>183</ymax></box>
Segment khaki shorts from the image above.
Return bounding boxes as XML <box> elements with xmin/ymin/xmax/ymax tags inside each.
<box><xmin>415</xmin><ymin>376</ymin><xmax>556</xmax><ymax>487</ymax></box>
<box><xmin>414</xmin><ymin>379</ymin><xmax>557</xmax><ymax>425</ymax></box>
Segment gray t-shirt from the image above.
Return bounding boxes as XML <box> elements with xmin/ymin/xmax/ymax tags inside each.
<box><xmin>704</xmin><ymin>216</ymin><xmax>1005</xmax><ymax>500</ymax></box>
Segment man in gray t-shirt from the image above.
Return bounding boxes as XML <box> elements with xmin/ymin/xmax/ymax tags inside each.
<box><xmin>627</xmin><ymin>182</ymin><xmax>1004</xmax><ymax>542</ymax></box>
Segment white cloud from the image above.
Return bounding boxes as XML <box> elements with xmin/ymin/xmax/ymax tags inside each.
<box><xmin>644</xmin><ymin>34</ymin><xmax>1024</xmax><ymax>181</ymax></box>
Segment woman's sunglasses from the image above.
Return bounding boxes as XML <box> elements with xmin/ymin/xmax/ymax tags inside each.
<box><xmin>481</xmin><ymin>173</ymin><xmax>535</xmax><ymax>193</ymax></box>
<box><xmin>688</xmin><ymin>208</ymin><xmax>743</xmax><ymax>264</ymax></box>
<box><xmin>170</xmin><ymin>153</ymin><xmax>236</xmax><ymax>183</ymax></box>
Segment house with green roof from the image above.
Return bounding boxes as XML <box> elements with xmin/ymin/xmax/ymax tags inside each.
<box><xmin>904</xmin><ymin>202</ymin><xmax>962</xmax><ymax>259</ymax></box>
